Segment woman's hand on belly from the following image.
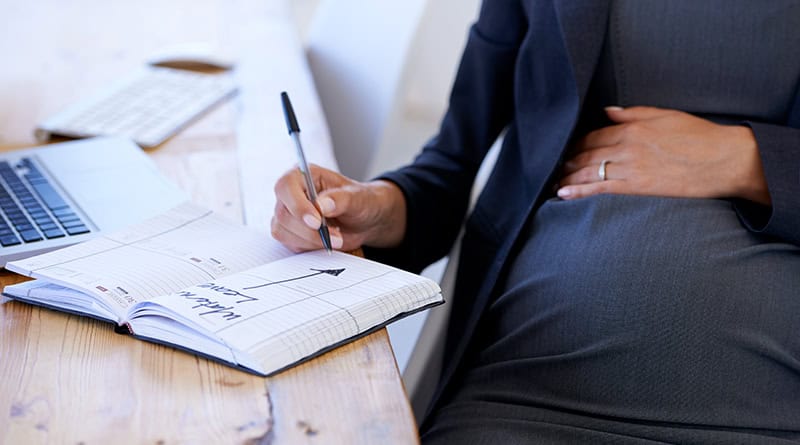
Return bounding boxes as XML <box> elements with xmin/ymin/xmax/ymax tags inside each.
<box><xmin>556</xmin><ymin>106</ymin><xmax>771</xmax><ymax>205</ymax></box>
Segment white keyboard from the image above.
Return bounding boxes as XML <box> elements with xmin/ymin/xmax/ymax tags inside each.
<box><xmin>35</xmin><ymin>66</ymin><xmax>237</xmax><ymax>148</ymax></box>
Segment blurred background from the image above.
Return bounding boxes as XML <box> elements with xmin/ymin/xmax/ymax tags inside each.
<box><xmin>291</xmin><ymin>0</ymin><xmax>480</xmax><ymax>178</ymax></box>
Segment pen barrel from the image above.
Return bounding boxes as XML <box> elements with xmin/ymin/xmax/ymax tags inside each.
<box><xmin>291</xmin><ymin>133</ymin><xmax>318</xmax><ymax>199</ymax></box>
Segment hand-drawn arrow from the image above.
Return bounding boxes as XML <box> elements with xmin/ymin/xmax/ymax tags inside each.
<box><xmin>242</xmin><ymin>268</ymin><xmax>345</xmax><ymax>290</ymax></box>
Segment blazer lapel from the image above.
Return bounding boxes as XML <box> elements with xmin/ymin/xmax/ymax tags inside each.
<box><xmin>513</xmin><ymin>0</ymin><xmax>612</xmax><ymax>207</ymax></box>
<box><xmin>553</xmin><ymin>0</ymin><xmax>612</xmax><ymax>107</ymax></box>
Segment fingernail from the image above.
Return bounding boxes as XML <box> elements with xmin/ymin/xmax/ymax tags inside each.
<box><xmin>331</xmin><ymin>234</ymin><xmax>343</xmax><ymax>249</ymax></box>
<box><xmin>303</xmin><ymin>214</ymin><xmax>320</xmax><ymax>229</ymax></box>
<box><xmin>318</xmin><ymin>197</ymin><xmax>335</xmax><ymax>214</ymax></box>
<box><xmin>605</xmin><ymin>106</ymin><xmax>624</xmax><ymax>111</ymax></box>
<box><xmin>557</xmin><ymin>188</ymin><xmax>571</xmax><ymax>198</ymax></box>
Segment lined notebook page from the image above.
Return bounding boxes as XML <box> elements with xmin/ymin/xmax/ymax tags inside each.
<box><xmin>135</xmin><ymin>250</ymin><xmax>442</xmax><ymax>373</ymax></box>
<box><xmin>5</xmin><ymin>202</ymin><xmax>291</xmax><ymax>317</ymax></box>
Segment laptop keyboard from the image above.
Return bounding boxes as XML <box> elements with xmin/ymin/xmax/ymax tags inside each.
<box><xmin>0</xmin><ymin>158</ymin><xmax>89</xmax><ymax>247</ymax></box>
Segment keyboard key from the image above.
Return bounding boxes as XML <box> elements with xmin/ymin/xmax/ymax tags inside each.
<box><xmin>65</xmin><ymin>225</ymin><xmax>90</xmax><ymax>236</ymax></box>
<box><xmin>43</xmin><ymin>228</ymin><xmax>65</xmax><ymax>239</ymax></box>
<box><xmin>34</xmin><ymin>217</ymin><xmax>55</xmax><ymax>227</ymax></box>
<box><xmin>10</xmin><ymin>217</ymin><xmax>29</xmax><ymax>227</ymax></box>
<box><xmin>16</xmin><ymin>223</ymin><xmax>35</xmax><ymax>232</ymax></box>
<box><xmin>52</xmin><ymin>208</ymin><xmax>75</xmax><ymax>218</ymax></box>
<box><xmin>19</xmin><ymin>229</ymin><xmax>43</xmax><ymax>243</ymax></box>
<box><xmin>0</xmin><ymin>234</ymin><xmax>21</xmax><ymax>246</ymax></box>
<box><xmin>61</xmin><ymin>219</ymin><xmax>86</xmax><ymax>229</ymax></box>
<box><xmin>28</xmin><ymin>181</ymin><xmax>68</xmax><ymax>210</ymax></box>
<box><xmin>58</xmin><ymin>214</ymin><xmax>81</xmax><ymax>223</ymax></box>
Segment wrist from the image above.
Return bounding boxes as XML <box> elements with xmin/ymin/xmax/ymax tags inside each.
<box><xmin>729</xmin><ymin>125</ymin><xmax>771</xmax><ymax>206</ymax></box>
<box><xmin>363</xmin><ymin>180</ymin><xmax>407</xmax><ymax>248</ymax></box>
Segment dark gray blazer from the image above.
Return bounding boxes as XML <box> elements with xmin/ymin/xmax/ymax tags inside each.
<box><xmin>366</xmin><ymin>0</ymin><xmax>800</xmax><ymax>424</ymax></box>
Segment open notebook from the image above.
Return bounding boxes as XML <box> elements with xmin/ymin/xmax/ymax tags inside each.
<box><xmin>2</xmin><ymin>202</ymin><xmax>442</xmax><ymax>376</ymax></box>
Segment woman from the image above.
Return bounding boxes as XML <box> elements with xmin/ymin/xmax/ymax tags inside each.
<box><xmin>273</xmin><ymin>0</ymin><xmax>800</xmax><ymax>442</ymax></box>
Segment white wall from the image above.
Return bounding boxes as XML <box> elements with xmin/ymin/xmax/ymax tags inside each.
<box><xmin>369</xmin><ymin>0</ymin><xmax>481</xmax><ymax>177</ymax></box>
<box><xmin>289</xmin><ymin>0</ymin><xmax>321</xmax><ymax>41</ymax></box>
<box><xmin>403</xmin><ymin>0</ymin><xmax>482</xmax><ymax>122</ymax></box>
<box><xmin>290</xmin><ymin>0</ymin><xmax>481</xmax><ymax>176</ymax></box>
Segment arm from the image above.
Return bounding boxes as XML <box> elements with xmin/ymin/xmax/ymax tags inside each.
<box><xmin>365</xmin><ymin>0</ymin><xmax>527</xmax><ymax>272</ymax></box>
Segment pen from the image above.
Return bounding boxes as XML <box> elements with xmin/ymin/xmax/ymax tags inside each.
<box><xmin>280</xmin><ymin>91</ymin><xmax>333</xmax><ymax>253</ymax></box>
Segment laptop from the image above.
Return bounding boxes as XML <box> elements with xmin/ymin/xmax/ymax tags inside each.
<box><xmin>0</xmin><ymin>136</ymin><xmax>187</xmax><ymax>266</ymax></box>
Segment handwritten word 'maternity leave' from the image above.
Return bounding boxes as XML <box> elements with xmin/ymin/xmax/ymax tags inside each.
<box><xmin>176</xmin><ymin>283</ymin><xmax>259</xmax><ymax>321</ymax></box>
<box><xmin>178</xmin><ymin>290</ymin><xmax>243</xmax><ymax>321</ymax></box>
<box><xmin>196</xmin><ymin>282</ymin><xmax>259</xmax><ymax>304</ymax></box>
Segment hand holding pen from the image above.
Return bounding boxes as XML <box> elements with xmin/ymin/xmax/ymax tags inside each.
<box><xmin>272</xmin><ymin>93</ymin><xmax>408</xmax><ymax>254</ymax></box>
<box><xmin>280</xmin><ymin>91</ymin><xmax>333</xmax><ymax>253</ymax></box>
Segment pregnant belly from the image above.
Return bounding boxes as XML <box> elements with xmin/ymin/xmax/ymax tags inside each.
<box><xmin>472</xmin><ymin>195</ymin><xmax>800</xmax><ymax>427</ymax></box>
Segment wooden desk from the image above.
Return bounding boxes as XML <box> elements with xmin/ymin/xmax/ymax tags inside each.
<box><xmin>0</xmin><ymin>1</ymin><xmax>419</xmax><ymax>443</ymax></box>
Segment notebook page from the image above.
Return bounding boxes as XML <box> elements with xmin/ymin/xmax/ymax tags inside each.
<box><xmin>5</xmin><ymin>202</ymin><xmax>291</xmax><ymax>317</ymax></box>
<box><xmin>130</xmin><ymin>250</ymin><xmax>442</xmax><ymax>373</ymax></box>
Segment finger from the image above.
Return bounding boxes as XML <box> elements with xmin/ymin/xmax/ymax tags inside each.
<box><xmin>329</xmin><ymin>225</ymin><xmax>368</xmax><ymax>252</ymax></box>
<box><xmin>573</xmin><ymin>126</ymin><xmax>624</xmax><ymax>152</ymax></box>
<box><xmin>309</xmin><ymin>163</ymin><xmax>349</xmax><ymax>191</ymax></box>
<box><xmin>316</xmin><ymin>185</ymin><xmax>360</xmax><ymax>219</ymax></box>
<box><xmin>604</xmin><ymin>105</ymin><xmax>677</xmax><ymax>123</ymax></box>
<box><xmin>556</xmin><ymin>179</ymin><xmax>624</xmax><ymax>200</ymax></box>
<box><xmin>271</xmin><ymin>213</ymin><xmax>323</xmax><ymax>252</ymax></box>
<box><xmin>305</xmin><ymin>165</ymin><xmax>361</xmax><ymax>220</ymax></box>
<box><xmin>274</xmin><ymin>168</ymin><xmax>323</xmax><ymax>228</ymax></box>
<box><xmin>273</xmin><ymin>199</ymin><xmax>346</xmax><ymax>250</ymax></box>
<box><xmin>273</xmin><ymin>218</ymin><xmax>345</xmax><ymax>252</ymax></box>
<box><xmin>326</xmin><ymin>226</ymin><xmax>345</xmax><ymax>250</ymax></box>
<box><xmin>574</xmin><ymin>107</ymin><xmax>682</xmax><ymax>152</ymax></box>
<box><xmin>559</xmin><ymin>164</ymin><xmax>608</xmax><ymax>186</ymax></box>
<box><xmin>561</xmin><ymin>158</ymin><xmax>618</xmax><ymax>186</ymax></box>
<box><xmin>562</xmin><ymin>146</ymin><xmax>621</xmax><ymax>175</ymax></box>
<box><xmin>274</xmin><ymin>215</ymin><xmax>345</xmax><ymax>251</ymax></box>
<box><xmin>272</xmin><ymin>202</ymin><xmax>325</xmax><ymax>244</ymax></box>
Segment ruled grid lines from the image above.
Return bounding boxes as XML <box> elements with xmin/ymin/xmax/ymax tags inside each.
<box><xmin>214</xmin><ymin>269</ymin><xmax>397</xmax><ymax>336</ymax></box>
<box><xmin>25</xmin><ymin>207</ymin><xmax>214</xmax><ymax>272</ymax></box>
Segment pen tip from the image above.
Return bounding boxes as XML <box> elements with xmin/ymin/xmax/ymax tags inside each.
<box><xmin>319</xmin><ymin>226</ymin><xmax>333</xmax><ymax>255</ymax></box>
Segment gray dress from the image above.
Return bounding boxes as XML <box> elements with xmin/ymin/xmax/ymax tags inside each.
<box><xmin>423</xmin><ymin>1</ymin><xmax>800</xmax><ymax>443</ymax></box>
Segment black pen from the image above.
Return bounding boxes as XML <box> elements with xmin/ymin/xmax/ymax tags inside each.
<box><xmin>280</xmin><ymin>91</ymin><xmax>332</xmax><ymax>253</ymax></box>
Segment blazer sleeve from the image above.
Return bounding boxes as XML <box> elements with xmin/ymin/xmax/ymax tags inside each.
<box><xmin>734</xmin><ymin>122</ymin><xmax>800</xmax><ymax>246</ymax></box>
<box><xmin>363</xmin><ymin>0</ymin><xmax>528</xmax><ymax>272</ymax></box>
